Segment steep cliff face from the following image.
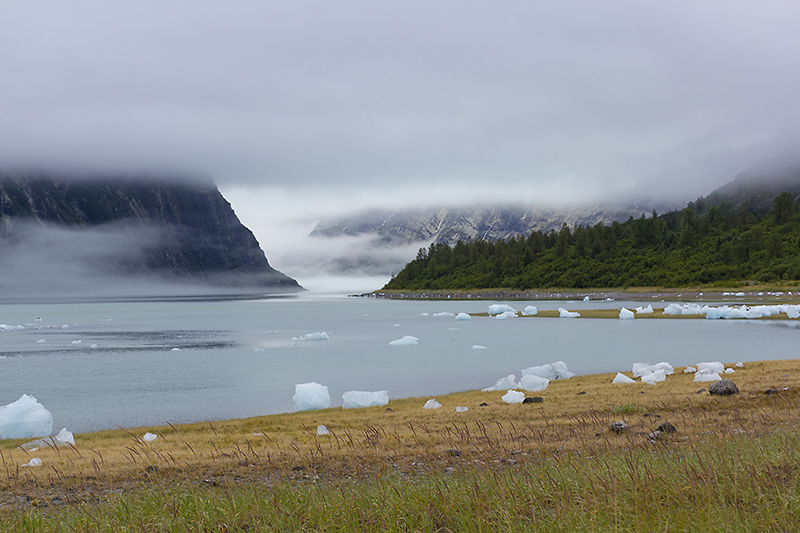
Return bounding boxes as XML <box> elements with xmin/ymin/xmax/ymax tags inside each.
<box><xmin>0</xmin><ymin>172</ymin><xmax>301</xmax><ymax>297</ymax></box>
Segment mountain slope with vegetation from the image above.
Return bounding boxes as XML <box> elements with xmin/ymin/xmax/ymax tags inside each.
<box><xmin>383</xmin><ymin>188</ymin><xmax>800</xmax><ymax>291</ymax></box>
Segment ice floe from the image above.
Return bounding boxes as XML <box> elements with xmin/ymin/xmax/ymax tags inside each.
<box><xmin>296</xmin><ymin>332</ymin><xmax>330</xmax><ymax>341</ymax></box>
<box><xmin>455</xmin><ymin>313</ymin><xmax>471</xmax><ymax>321</ymax></box>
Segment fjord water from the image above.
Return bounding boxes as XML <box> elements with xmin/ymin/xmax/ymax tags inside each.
<box><xmin>0</xmin><ymin>294</ymin><xmax>796</xmax><ymax>433</ymax></box>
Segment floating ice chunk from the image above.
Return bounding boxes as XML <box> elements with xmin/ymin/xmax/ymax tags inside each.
<box><xmin>522</xmin><ymin>361</ymin><xmax>574</xmax><ymax>380</ymax></box>
<box><xmin>496</xmin><ymin>311</ymin><xmax>517</xmax><ymax>320</ymax></box>
<box><xmin>472</xmin><ymin>345</ymin><xmax>488</xmax><ymax>350</ymax></box>
<box><xmin>501</xmin><ymin>390</ymin><xmax>525</xmax><ymax>404</ymax></box>
<box><xmin>558</xmin><ymin>308</ymin><xmax>580</xmax><ymax>318</ymax></box>
<box><xmin>635</xmin><ymin>305</ymin><xmax>653</xmax><ymax>314</ymax></box>
<box><xmin>389</xmin><ymin>335</ymin><xmax>418</xmax><ymax>346</ymax></box>
<box><xmin>0</xmin><ymin>394</ymin><xmax>53</xmax><ymax>440</ymax></box>
<box><xmin>684</xmin><ymin>366</ymin><xmax>697</xmax><ymax>374</ymax></box>
<box><xmin>293</xmin><ymin>382</ymin><xmax>331</xmax><ymax>411</ymax></box>
<box><xmin>612</xmin><ymin>372</ymin><xmax>635</xmax><ymax>384</ymax></box>
<box><xmin>36</xmin><ymin>339</ymin><xmax>46</xmax><ymax>343</ymax></box>
<box><xmin>523</xmin><ymin>306</ymin><xmax>538</xmax><ymax>316</ymax></box>
<box><xmin>786</xmin><ymin>307</ymin><xmax>800</xmax><ymax>319</ymax></box>
<box><xmin>456</xmin><ymin>406</ymin><xmax>469</xmax><ymax>413</ymax></box>
<box><xmin>61</xmin><ymin>325</ymin><xmax>69</xmax><ymax>329</ymax></box>
<box><xmin>482</xmin><ymin>374</ymin><xmax>519</xmax><ymax>391</ymax></box>
<box><xmin>423</xmin><ymin>399</ymin><xmax>441</xmax><ymax>409</ymax></box>
<box><xmin>583</xmin><ymin>296</ymin><xmax>590</xmax><ymax>302</ymax></box>
<box><xmin>317</xmin><ymin>425</ymin><xmax>330</xmax><ymax>435</ymax></box>
<box><xmin>0</xmin><ymin>324</ymin><xmax>25</xmax><ymax>331</ymax></box>
<box><xmin>694</xmin><ymin>372</ymin><xmax>721</xmax><ymax>382</ymax></box>
<box><xmin>488</xmin><ymin>304</ymin><xmax>516</xmax><ymax>315</ymax></box>
<box><xmin>419</xmin><ymin>312</ymin><xmax>429</xmax><ymax>316</ymax></box>
<box><xmin>90</xmin><ymin>344</ymin><xmax>98</xmax><ymax>349</ymax></box>
<box><xmin>21</xmin><ymin>458</ymin><xmax>42</xmax><ymax>467</ymax></box>
<box><xmin>735</xmin><ymin>292</ymin><xmax>745</xmax><ymax>297</ymax></box>
<box><xmin>71</xmin><ymin>340</ymin><xmax>82</xmax><ymax>344</ymax></box>
<box><xmin>143</xmin><ymin>432</ymin><xmax>157</xmax><ymax>442</ymax></box>
<box><xmin>300</xmin><ymin>332</ymin><xmax>330</xmax><ymax>341</ymax></box>
<box><xmin>171</xmin><ymin>348</ymin><xmax>181</xmax><ymax>352</ymax></box>
<box><xmin>519</xmin><ymin>374</ymin><xmax>549</xmax><ymax>391</ymax></box>
<box><xmin>455</xmin><ymin>313</ymin><xmax>471</xmax><ymax>321</ymax></box>
<box><xmin>619</xmin><ymin>308</ymin><xmax>635</xmax><ymax>320</ymax></box>
<box><xmin>433</xmin><ymin>312</ymin><xmax>455</xmax><ymax>317</ymax></box>
<box><xmin>342</xmin><ymin>390</ymin><xmax>389</xmax><ymax>409</ymax></box>
<box><xmin>696</xmin><ymin>361</ymin><xmax>725</xmax><ymax>375</ymax></box>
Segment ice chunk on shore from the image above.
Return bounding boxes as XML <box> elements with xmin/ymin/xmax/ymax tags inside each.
<box><xmin>21</xmin><ymin>427</ymin><xmax>74</xmax><ymax>450</ymax></box>
<box><xmin>389</xmin><ymin>335</ymin><xmax>418</xmax><ymax>346</ymax></box>
<box><xmin>293</xmin><ymin>382</ymin><xmax>331</xmax><ymax>411</ymax></box>
<box><xmin>635</xmin><ymin>305</ymin><xmax>654</xmax><ymax>314</ymax></box>
<box><xmin>0</xmin><ymin>394</ymin><xmax>53</xmax><ymax>440</ymax></box>
<box><xmin>694</xmin><ymin>372</ymin><xmax>721</xmax><ymax>382</ymax></box>
<box><xmin>725</xmin><ymin>368</ymin><xmax>735</xmax><ymax>374</ymax></box>
<box><xmin>522</xmin><ymin>361</ymin><xmax>574</xmax><ymax>380</ymax></box>
<box><xmin>696</xmin><ymin>361</ymin><xmax>725</xmax><ymax>375</ymax></box>
<box><xmin>519</xmin><ymin>374</ymin><xmax>549</xmax><ymax>391</ymax></box>
<box><xmin>423</xmin><ymin>399</ymin><xmax>441</xmax><ymax>409</ymax></box>
<box><xmin>619</xmin><ymin>308</ymin><xmax>635</xmax><ymax>320</ymax></box>
<box><xmin>612</xmin><ymin>372</ymin><xmax>635</xmax><ymax>384</ymax></box>
<box><xmin>523</xmin><ymin>306</ymin><xmax>538</xmax><ymax>316</ymax></box>
<box><xmin>342</xmin><ymin>390</ymin><xmax>389</xmax><ymax>409</ymax></box>
<box><xmin>482</xmin><ymin>374</ymin><xmax>519</xmax><ymax>391</ymax></box>
<box><xmin>488</xmin><ymin>304</ymin><xmax>517</xmax><ymax>315</ymax></box>
<box><xmin>640</xmin><ymin>368</ymin><xmax>667</xmax><ymax>385</ymax></box>
<box><xmin>21</xmin><ymin>458</ymin><xmax>42</xmax><ymax>467</ymax></box>
<box><xmin>501</xmin><ymin>390</ymin><xmax>525</xmax><ymax>404</ymax></box>
<box><xmin>143</xmin><ymin>432</ymin><xmax>157</xmax><ymax>442</ymax></box>
<box><xmin>558</xmin><ymin>308</ymin><xmax>580</xmax><ymax>318</ymax></box>
<box><xmin>684</xmin><ymin>366</ymin><xmax>697</xmax><ymax>374</ymax></box>
<box><xmin>455</xmin><ymin>313</ymin><xmax>471</xmax><ymax>321</ymax></box>
<box><xmin>317</xmin><ymin>425</ymin><xmax>330</xmax><ymax>435</ymax></box>
<box><xmin>496</xmin><ymin>311</ymin><xmax>517</xmax><ymax>320</ymax></box>
<box><xmin>456</xmin><ymin>406</ymin><xmax>469</xmax><ymax>413</ymax></box>
<box><xmin>632</xmin><ymin>362</ymin><xmax>673</xmax><ymax>378</ymax></box>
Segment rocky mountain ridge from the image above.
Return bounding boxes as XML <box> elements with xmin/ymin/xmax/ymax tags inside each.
<box><xmin>0</xmin><ymin>172</ymin><xmax>301</xmax><ymax>298</ymax></box>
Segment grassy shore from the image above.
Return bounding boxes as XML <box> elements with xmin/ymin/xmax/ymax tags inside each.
<box><xmin>2</xmin><ymin>359</ymin><xmax>799</xmax><ymax>531</ymax></box>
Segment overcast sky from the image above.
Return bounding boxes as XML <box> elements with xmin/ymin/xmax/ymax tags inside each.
<box><xmin>2</xmin><ymin>1</ymin><xmax>800</xmax><ymax>283</ymax></box>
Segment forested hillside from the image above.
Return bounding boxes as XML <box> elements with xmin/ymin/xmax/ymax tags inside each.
<box><xmin>383</xmin><ymin>192</ymin><xmax>800</xmax><ymax>290</ymax></box>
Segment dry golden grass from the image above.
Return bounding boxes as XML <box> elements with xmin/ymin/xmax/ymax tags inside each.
<box><xmin>1</xmin><ymin>358</ymin><xmax>799</xmax><ymax>513</ymax></box>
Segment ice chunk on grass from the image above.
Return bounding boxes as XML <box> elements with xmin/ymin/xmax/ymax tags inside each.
<box><xmin>423</xmin><ymin>399</ymin><xmax>441</xmax><ymax>409</ymax></box>
<box><xmin>342</xmin><ymin>390</ymin><xmax>389</xmax><ymax>409</ymax></box>
<box><xmin>619</xmin><ymin>308</ymin><xmax>635</xmax><ymax>320</ymax></box>
<box><xmin>501</xmin><ymin>390</ymin><xmax>525</xmax><ymax>404</ymax></box>
<box><xmin>612</xmin><ymin>372</ymin><xmax>635</xmax><ymax>384</ymax></box>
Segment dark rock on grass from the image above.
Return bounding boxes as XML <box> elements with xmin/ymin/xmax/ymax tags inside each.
<box><xmin>709</xmin><ymin>379</ymin><xmax>739</xmax><ymax>396</ymax></box>
<box><xmin>609</xmin><ymin>421</ymin><xmax>630</xmax><ymax>434</ymax></box>
<box><xmin>523</xmin><ymin>397</ymin><xmax>544</xmax><ymax>404</ymax></box>
<box><xmin>765</xmin><ymin>388</ymin><xmax>780</xmax><ymax>395</ymax></box>
<box><xmin>696</xmin><ymin>389</ymin><xmax>707</xmax><ymax>394</ymax></box>
<box><xmin>657</xmin><ymin>422</ymin><xmax>677</xmax><ymax>434</ymax></box>
<box><xmin>479</xmin><ymin>402</ymin><xmax>489</xmax><ymax>407</ymax></box>
<box><xmin>577</xmin><ymin>391</ymin><xmax>587</xmax><ymax>395</ymax></box>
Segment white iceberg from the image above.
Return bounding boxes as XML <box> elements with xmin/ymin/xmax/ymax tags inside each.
<box><xmin>612</xmin><ymin>372</ymin><xmax>635</xmax><ymax>384</ymax></box>
<box><xmin>455</xmin><ymin>313</ymin><xmax>471</xmax><ymax>321</ymax></box>
<box><xmin>501</xmin><ymin>390</ymin><xmax>525</xmax><ymax>404</ymax></box>
<box><xmin>342</xmin><ymin>390</ymin><xmax>389</xmax><ymax>409</ymax></box>
<box><xmin>519</xmin><ymin>374</ymin><xmax>549</xmax><ymax>392</ymax></box>
<box><xmin>293</xmin><ymin>382</ymin><xmax>331</xmax><ymax>411</ymax></box>
<box><xmin>558</xmin><ymin>308</ymin><xmax>580</xmax><ymax>318</ymax></box>
<box><xmin>488</xmin><ymin>304</ymin><xmax>517</xmax><ymax>315</ymax></box>
<box><xmin>299</xmin><ymin>332</ymin><xmax>330</xmax><ymax>341</ymax></box>
<box><xmin>482</xmin><ymin>374</ymin><xmax>519</xmax><ymax>391</ymax></box>
<box><xmin>619</xmin><ymin>308</ymin><xmax>635</xmax><ymax>320</ymax></box>
<box><xmin>0</xmin><ymin>394</ymin><xmax>53</xmax><ymax>440</ymax></box>
<box><xmin>389</xmin><ymin>335</ymin><xmax>418</xmax><ymax>346</ymax></box>
<box><xmin>521</xmin><ymin>361</ymin><xmax>574</xmax><ymax>380</ymax></box>
<box><xmin>725</xmin><ymin>368</ymin><xmax>735</xmax><ymax>374</ymax></box>
<box><xmin>423</xmin><ymin>399</ymin><xmax>442</xmax><ymax>409</ymax></box>
<box><xmin>523</xmin><ymin>306</ymin><xmax>538</xmax><ymax>316</ymax></box>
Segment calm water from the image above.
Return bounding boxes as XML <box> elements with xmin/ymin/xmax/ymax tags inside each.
<box><xmin>0</xmin><ymin>293</ymin><xmax>797</xmax><ymax>433</ymax></box>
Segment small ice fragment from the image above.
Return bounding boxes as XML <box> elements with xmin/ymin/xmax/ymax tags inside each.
<box><xmin>171</xmin><ymin>348</ymin><xmax>181</xmax><ymax>352</ymax></box>
<box><xmin>36</xmin><ymin>339</ymin><xmax>46</xmax><ymax>343</ymax></box>
<box><xmin>70</xmin><ymin>340</ymin><xmax>82</xmax><ymax>344</ymax></box>
<box><xmin>389</xmin><ymin>335</ymin><xmax>418</xmax><ymax>346</ymax></box>
<box><xmin>300</xmin><ymin>332</ymin><xmax>330</xmax><ymax>341</ymax></box>
<box><xmin>619</xmin><ymin>308</ymin><xmax>635</xmax><ymax>320</ymax></box>
<box><xmin>433</xmin><ymin>312</ymin><xmax>455</xmax><ymax>317</ymax></box>
<box><xmin>423</xmin><ymin>399</ymin><xmax>441</xmax><ymax>409</ymax></box>
<box><xmin>472</xmin><ymin>345</ymin><xmax>488</xmax><ymax>350</ymax></box>
<box><xmin>558</xmin><ymin>308</ymin><xmax>580</xmax><ymax>318</ymax></box>
<box><xmin>488</xmin><ymin>304</ymin><xmax>516</xmax><ymax>315</ymax></box>
<box><xmin>419</xmin><ymin>312</ymin><xmax>429</xmax><ymax>316</ymax></box>
<box><xmin>694</xmin><ymin>372</ymin><xmax>722</xmax><ymax>382</ymax></box>
<box><xmin>495</xmin><ymin>311</ymin><xmax>517</xmax><ymax>320</ymax></box>
<box><xmin>735</xmin><ymin>362</ymin><xmax>743</xmax><ymax>368</ymax></box>
<box><xmin>725</xmin><ymin>368</ymin><xmax>735</xmax><ymax>374</ymax></box>
<box><xmin>455</xmin><ymin>313</ymin><xmax>471</xmax><ymax>321</ymax></box>
<box><xmin>143</xmin><ymin>432</ymin><xmax>157</xmax><ymax>442</ymax></box>
<box><xmin>61</xmin><ymin>325</ymin><xmax>69</xmax><ymax>329</ymax></box>
<box><xmin>583</xmin><ymin>296</ymin><xmax>590</xmax><ymax>301</ymax></box>
<box><xmin>456</xmin><ymin>406</ymin><xmax>469</xmax><ymax>413</ymax></box>
<box><xmin>612</xmin><ymin>372</ymin><xmax>635</xmax><ymax>384</ymax></box>
<box><xmin>21</xmin><ymin>458</ymin><xmax>42</xmax><ymax>467</ymax></box>
<box><xmin>316</xmin><ymin>425</ymin><xmax>330</xmax><ymax>436</ymax></box>
<box><xmin>501</xmin><ymin>390</ymin><xmax>525</xmax><ymax>404</ymax></box>
<box><xmin>523</xmin><ymin>305</ymin><xmax>538</xmax><ymax>316</ymax></box>
<box><xmin>684</xmin><ymin>366</ymin><xmax>697</xmax><ymax>374</ymax></box>
<box><xmin>482</xmin><ymin>374</ymin><xmax>518</xmax><ymax>391</ymax></box>
<box><xmin>90</xmin><ymin>344</ymin><xmax>98</xmax><ymax>349</ymax></box>
<box><xmin>635</xmin><ymin>305</ymin><xmax>654</xmax><ymax>314</ymax></box>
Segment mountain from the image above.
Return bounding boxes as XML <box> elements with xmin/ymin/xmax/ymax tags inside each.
<box><xmin>307</xmin><ymin>201</ymin><xmax>679</xmax><ymax>277</ymax></box>
<box><xmin>0</xmin><ymin>172</ymin><xmax>301</xmax><ymax>299</ymax></box>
